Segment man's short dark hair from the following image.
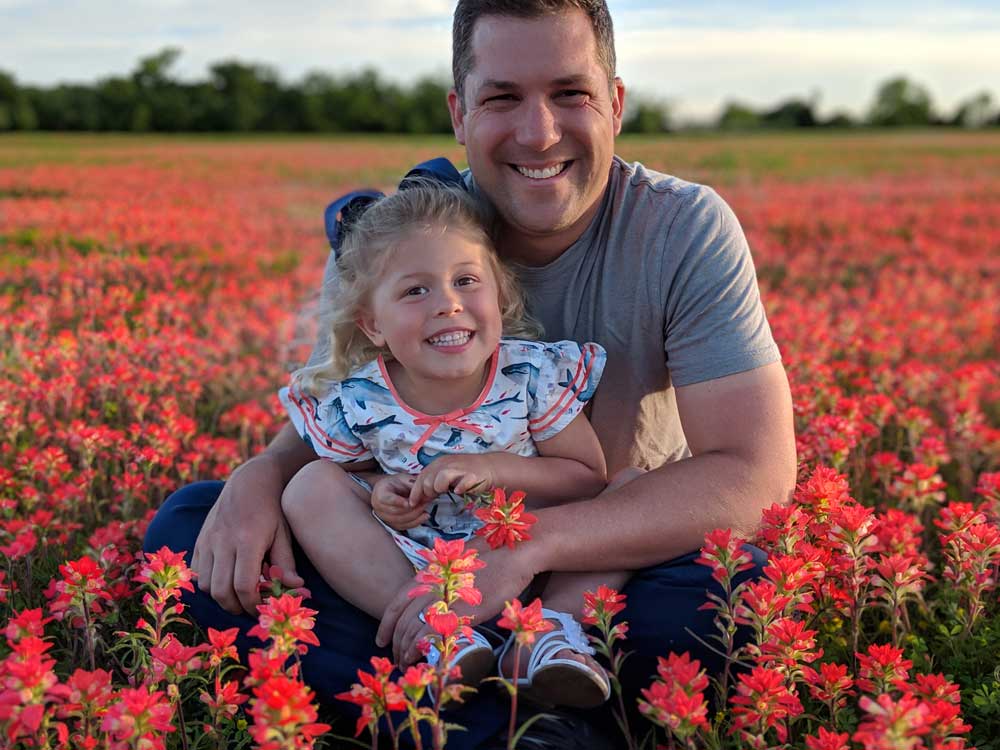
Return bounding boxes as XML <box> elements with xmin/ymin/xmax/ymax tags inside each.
<box><xmin>452</xmin><ymin>0</ymin><xmax>616</xmax><ymax>108</ymax></box>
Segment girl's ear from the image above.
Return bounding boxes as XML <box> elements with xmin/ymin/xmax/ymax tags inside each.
<box><xmin>356</xmin><ymin>313</ymin><xmax>385</xmax><ymax>347</ymax></box>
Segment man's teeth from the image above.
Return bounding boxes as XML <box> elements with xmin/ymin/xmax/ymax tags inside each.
<box><xmin>428</xmin><ymin>331</ymin><xmax>472</xmax><ymax>346</ymax></box>
<box><xmin>516</xmin><ymin>163</ymin><xmax>566</xmax><ymax>180</ymax></box>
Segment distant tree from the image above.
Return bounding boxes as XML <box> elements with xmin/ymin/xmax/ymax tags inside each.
<box><xmin>0</xmin><ymin>70</ymin><xmax>37</xmax><ymax>130</ymax></box>
<box><xmin>27</xmin><ymin>85</ymin><xmax>102</xmax><ymax>130</ymax></box>
<box><xmin>717</xmin><ymin>101</ymin><xmax>760</xmax><ymax>130</ymax></box>
<box><xmin>820</xmin><ymin>111</ymin><xmax>856</xmax><ymax>128</ymax></box>
<box><xmin>868</xmin><ymin>76</ymin><xmax>935</xmax><ymax>127</ymax></box>
<box><xmin>622</xmin><ymin>95</ymin><xmax>671</xmax><ymax>134</ymax></box>
<box><xmin>950</xmin><ymin>91</ymin><xmax>995</xmax><ymax>128</ymax></box>
<box><xmin>402</xmin><ymin>77</ymin><xmax>453</xmax><ymax>134</ymax></box>
<box><xmin>760</xmin><ymin>98</ymin><xmax>816</xmax><ymax>128</ymax></box>
<box><xmin>209</xmin><ymin>61</ymin><xmax>278</xmax><ymax>131</ymax></box>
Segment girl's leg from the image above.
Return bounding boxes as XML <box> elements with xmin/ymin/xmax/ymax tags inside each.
<box><xmin>281</xmin><ymin>461</ymin><xmax>414</xmax><ymax>619</ymax></box>
<box><xmin>500</xmin><ymin>467</ymin><xmax>645</xmax><ymax>704</ymax></box>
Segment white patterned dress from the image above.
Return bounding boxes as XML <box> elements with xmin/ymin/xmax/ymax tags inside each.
<box><xmin>279</xmin><ymin>338</ymin><xmax>606</xmax><ymax>567</ymax></box>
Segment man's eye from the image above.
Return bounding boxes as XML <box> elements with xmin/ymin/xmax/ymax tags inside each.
<box><xmin>557</xmin><ymin>90</ymin><xmax>588</xmax><ymax>101</ymax></box>
<box><xmin>484</xmin><ymin>94</ymin><xmax>516</xmax><ymax>104</ymax></box>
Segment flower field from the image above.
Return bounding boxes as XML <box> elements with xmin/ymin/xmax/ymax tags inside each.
<box><xmin>1</xmin><ymin>131</ymin><xmax>999</xmax><ymax>749</ymax></box>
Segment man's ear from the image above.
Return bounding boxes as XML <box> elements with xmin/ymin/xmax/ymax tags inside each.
<box><xmin>611</xmin><ymin>77</ymin><xmax>626</xmax><ymax>137</ymax></box>
<box><xmin>448</xmin><ymin>88</ymin><xmax>467</xmax><ymax>145</ymax></box>
<box><xmin>356</xmin><ymin>314</ymin><xmax>385</xmax><ymax>348</ymax></box>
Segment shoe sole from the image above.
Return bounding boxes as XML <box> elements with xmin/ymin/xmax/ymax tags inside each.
<box><xmin>522</xmin><ymin>662</ymin><xmax>610</xmax><ymax>709</ymax></box>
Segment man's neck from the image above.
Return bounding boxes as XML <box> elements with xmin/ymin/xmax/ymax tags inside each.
<box><xmin>496</xmin><ymin>228</ymin><xmax>577</xmax><ymax>267</ymax></box>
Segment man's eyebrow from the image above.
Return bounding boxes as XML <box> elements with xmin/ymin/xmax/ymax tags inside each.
<box><xmin>551</xmin><ymin>74</ymin><xmax>591</xmax><ymax>87</ymax></box>
<box><xmin>477</xmin><ymin>74</ymin><xmax>592</xmax><ymax>92</ymax></box>
<box><xmin>478</xmin><ymin>79</ymin><xmax>518</xmax><ymax>92</ymax></box>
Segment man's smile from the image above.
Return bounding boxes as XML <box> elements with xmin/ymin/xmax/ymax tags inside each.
<box><xmin>511</xmin><ymin>161</ymin><xmax>572</xmax><ymax>180</ymax></box>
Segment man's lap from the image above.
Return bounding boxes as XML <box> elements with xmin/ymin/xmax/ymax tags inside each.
<box><xmin>144</xmin><ymin>480</ymin><xmax>766</xmax><ymax>749</ymax></box>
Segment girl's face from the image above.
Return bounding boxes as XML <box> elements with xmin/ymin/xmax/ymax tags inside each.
<box><xmin>358</xmin><ymin>225</ymin><xmax>503</xmax><ymax>398</ymax></box>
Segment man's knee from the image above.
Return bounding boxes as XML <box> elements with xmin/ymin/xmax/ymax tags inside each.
<box><xmin>142</xmin><ymin>480</ymin><xmax>224</xmax><ymax>556</ymax></box>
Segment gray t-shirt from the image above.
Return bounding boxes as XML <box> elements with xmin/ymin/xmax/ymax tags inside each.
<box><xmin>311</xmin><ymin>156</ymin><xmax>779</xmax><ymax>474</ymax></box>
<box><xmin>482</xmin><ymin>157</ymin><xmax>780</xmax><ymax>473</ymax></box>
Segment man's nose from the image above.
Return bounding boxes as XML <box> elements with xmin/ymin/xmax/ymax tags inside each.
<box><xmin>514</xmin><ymin>97</ymin><xmax>561</xmax><ymax>151</ymax></box>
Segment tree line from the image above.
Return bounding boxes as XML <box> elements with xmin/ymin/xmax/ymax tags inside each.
<box><xmin>1</xmin><ymin>49</ymin><xmax>997</xmax><ymax>133</ymax></box>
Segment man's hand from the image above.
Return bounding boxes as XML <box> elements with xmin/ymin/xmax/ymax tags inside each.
<box><xmin>409</xmin><ymin>455</ymin><xmax>496</xmax><ymax>506</ymax></box>
<box><xmin>370</xmin><ymin>475</ymin><xmax>427</xmax><ymax>531</ymax></box>
<box><xmin>191</xmin><ymin>454</ymin><xmax>305</xmax><ymax>615</ymax></box>
<box><xmin>376</xmin><ymin>535</ymin><xmax>543</xmax><ymax>666</ymax></box>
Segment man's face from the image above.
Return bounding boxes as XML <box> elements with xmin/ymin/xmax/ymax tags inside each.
<box><xmin>448</xmin><ymin>10</ymin><xmax>624</xmax><ymax>262</ymax></box>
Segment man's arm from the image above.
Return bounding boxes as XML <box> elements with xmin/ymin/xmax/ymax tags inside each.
<box><xmin>532</xmin><ymin>360</ymin><xmax>795</xmax><ymax>570</ymax></box>
<box><xmin>190</xmin><ymin>422</ymin><xmax>319</xmax><ymax>614</ymax></box>
<box><xmin>379</xmin><ymin>361</ymin><xmax>795</xmax><ymax>656</ymax></box>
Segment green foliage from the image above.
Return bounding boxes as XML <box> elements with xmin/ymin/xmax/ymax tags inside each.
<box><xmin>0</xmin><ymin>51</ymin><xmax>457</xmax><ymax>134</ymax></box>
<box><xmin>868</xmin><ymin>76</ymin><xmax>936</xmax><ymax>127</ymax></box>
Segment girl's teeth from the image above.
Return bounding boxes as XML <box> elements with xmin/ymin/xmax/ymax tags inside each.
<box><xmin>516</xmin><ymin>163</ymin><xmax>566</xmax><ymax>180</ymax></box>
<box><xmin>429</xmin><ymin>331</ymin><xmax>471</xmax><ymax>346</ymax></box>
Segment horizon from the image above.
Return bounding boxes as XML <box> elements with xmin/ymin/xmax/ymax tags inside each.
<box><xmin>4</xmin><ymin>0</ymin><xmax>998</xmax><ymax>124</ymax></box>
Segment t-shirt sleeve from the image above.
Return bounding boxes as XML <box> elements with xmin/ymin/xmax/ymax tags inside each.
<box><xmin>278</xmin><ymin>379</ymin><xmax>373</xmax><ymax>462</ymax></box>
<box><xmin>661</xmin><ymin>187</ymin><xmax>780</xmax><ymax>387</ymax></box>
<box><xmin>527</xmin><ymin>341</ymin><xmax>607</xmax><ymax>442</ymax></box>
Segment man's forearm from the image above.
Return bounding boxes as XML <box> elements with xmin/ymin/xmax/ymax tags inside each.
<box><xmin>528</xmin><ymin>362</ymin><xmax>797</xmax><ymax>572</ymax></box>
<box><xmin>254</xmin><ymin>422</ymin><xmax>319</xmax><ymax>488</ymax></box>
<box><xmin>532</xmin><ymin>449</ymin><xmax>791</xmax><ymax>572</ymax></box>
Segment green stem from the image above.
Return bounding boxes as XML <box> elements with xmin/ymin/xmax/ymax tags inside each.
<box><xmin>507</xmin><ymin>646</ymin><xmax>522</xmax><ymax>750</ymax></box>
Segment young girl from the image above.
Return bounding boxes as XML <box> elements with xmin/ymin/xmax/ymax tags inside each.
<box><xmin>279</xmin><ymin>182</ymin><xmax>621</xmax><ymax>709</ymax></box>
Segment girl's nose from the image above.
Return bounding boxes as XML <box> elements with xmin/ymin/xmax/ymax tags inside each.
<box><xmin>435</xmin><ymin>287</ymin><xmax>463</xmax><ymax>315</ymax></box>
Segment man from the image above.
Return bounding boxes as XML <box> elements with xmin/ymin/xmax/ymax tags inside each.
<box><xmin>144</xmin><ymin>1</ymin><xmax>796</xmax><ymax>747</ymax></box>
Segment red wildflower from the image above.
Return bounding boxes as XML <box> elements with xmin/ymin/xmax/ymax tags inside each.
<box><xmin>206</xmin><ymin>626</ymin><xmax>240</xmax><ymax>667</ymax></box>
<box><xmin>729</xmin><ymin>666</ymin><xmax>803</xmax><ymax>747</ymax></box>
<box><xmin>497</xmin><ymin>598</ymin><xmax>554</xmax><ymax>648</ymax></box>
<box><xmin>248</xmin><ymin>594</ymin><xmax>320</xmax><ymax>656</ymax></box>
<box><xmin>802</xmin><ymin>661</ymin><xmax>855</xmax><ymax>722</ymax></box>
<box><xmin>696</xmin><ymin>528</ymin><xmax>755</xmax><ymax>586</ymax></box>
<box><xmin>249</xmin><ymin>674</ymin><xmax>330</xmax><ymax>749</ymax></box>
<box><xmin>582</xmin><ymin>584</ymin><xmax>627</xmax><ymax>625</ymax></box>
<box><xmin>411</xmin><ymin>537</ymin><xmax>485</xmax><ymax>608</ymax></box>
<box><xmin>473</xmin><ymin>487</ymin><xmax>537</xmax><ymax>549</ymax></box>
<box><xmin>4</xmin><ymin>608</ymin><xmax>52</xmax><ymax>642</ymax></box>
<box><xmin>856</xmin><ymin>643</ymin><xmax>913</xmax><ymax>693</ymax></box>
<box><xmin>336</xmin><ymin>656</ymin><xmax>406</xmax><ymax>738</ymax></box>
<box><xmin>101</xmin><ymin>687</ymin><xmax>176</xmax><ymax>749</ymax></box>
<box><xmin>853</xmin><ymin>693</ymin><xmax>930</xmax><ymax>750</ymax></box>
<box><xmin>805</xmin><ymin>726</ymin><xmax>851</xmax><ymax>750</ymax></box>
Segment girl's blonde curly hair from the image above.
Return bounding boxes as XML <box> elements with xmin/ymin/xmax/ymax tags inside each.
<box><xmin>294</xmin><ymin>181</ymin><xmax>541</xmax><ymax>395</ymax></box>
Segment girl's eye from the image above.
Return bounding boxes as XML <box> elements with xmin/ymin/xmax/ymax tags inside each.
<box><xmin>404</xmin><ymin>286</ymin><xmax>427</xmax><ymax>297</ymax></box>
<box><xmin>456</xmin><ymin>276</ymin><xmax>478</xmax><ymax>287</ymax></box>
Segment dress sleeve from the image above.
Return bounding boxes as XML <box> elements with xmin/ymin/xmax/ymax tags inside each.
<box><xmin>527</xmin><ymin>341</ymin><xmax>607</xmax><ymax>443</ymax></box>
<box><xmin>278</xmin><ymin>380</ymin><xmax>373</xmax><ymax>462</ymax></box>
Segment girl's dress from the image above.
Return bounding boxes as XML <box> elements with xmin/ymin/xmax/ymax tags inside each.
<box><xmin>280</xmin><ymin>338</ymin><xmax>606</xmax><ymax>567</ymax></box>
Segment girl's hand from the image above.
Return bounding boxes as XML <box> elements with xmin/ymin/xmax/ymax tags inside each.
<box><xmin>371</xmin><ymin>474</ymin><xmax>428</xmax><ymax>531</ymax></box>
<box><xmin>409</xmin><ymin>455</ymin><xmax>495</xmax><ymax>505</ymax></box>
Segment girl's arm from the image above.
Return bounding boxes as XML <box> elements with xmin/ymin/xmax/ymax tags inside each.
<box><xmin>408</xmin><ymin>412</ymin><xmax>607</xmax><ymax>507</ymax></box>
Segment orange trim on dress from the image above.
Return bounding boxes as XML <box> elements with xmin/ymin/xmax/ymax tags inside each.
<box><xmin>288</xmin><ymin>384</ymin><xmax>369</xmax><ymax>459</ymax></box>
<box><xmin>376</xmin><ymin>347</ymin><xmax>500</xmax><ymax>455</ymax></box>
<box><xmin>528</xmin><ymin>343</ymin><xmax>598</xmax><ymax>435</ymax></box>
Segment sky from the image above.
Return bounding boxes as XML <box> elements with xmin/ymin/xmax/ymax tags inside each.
<box><xmin>3</xmin><ymin>0</ymin><xmax>998</xmax><ymax>123</ymax></box>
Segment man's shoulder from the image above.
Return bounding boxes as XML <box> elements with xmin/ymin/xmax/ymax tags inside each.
<box><xmin>605</xmin><ymin>157</ymin><xmax>734</xmax><ymax>241</ymax></box>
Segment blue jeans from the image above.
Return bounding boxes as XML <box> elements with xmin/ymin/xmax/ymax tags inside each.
<box><xmin>144</xmin><ymin>480</ymin><xmax>766</xmax><ymax>749</ymax></box>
